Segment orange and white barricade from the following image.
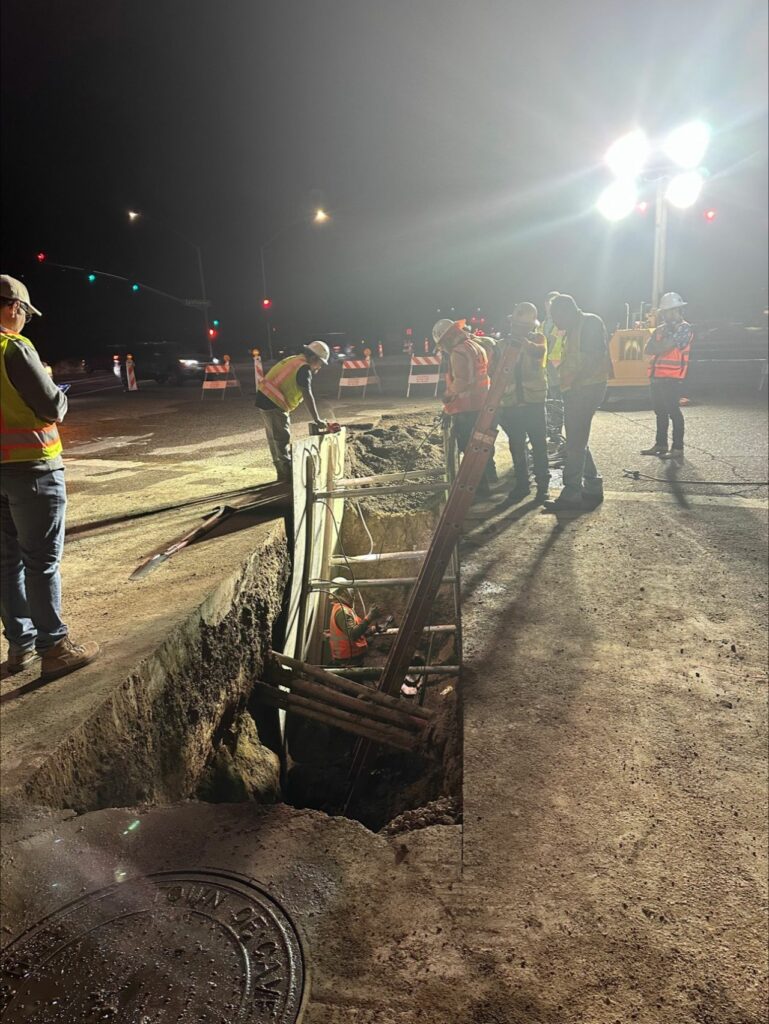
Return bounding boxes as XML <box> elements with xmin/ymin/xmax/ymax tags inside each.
<box><xmin>126</xmin><ymin>353</ymin><xmax>139</xmax><ymax>391</ymax></box>
<box><xmin>406</xmin><ymin>354</ymin><xmax>442</xmax><ymax>397</ymax></box>
<box><xmin>251</xmin><ymin>348</ymin><xmax>264</xmax><ymax>391</ymax></box>
<box><xmin>201</xmin><ymin>355</ymin><xmax>242</xmax><ymax>399</ymax></box>
<box><xmin>337</xmin><ymin>356</ymin><xmax>380</xmax><ymax>399</ymax></box>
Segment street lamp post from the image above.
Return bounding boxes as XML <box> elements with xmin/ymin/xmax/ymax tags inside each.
<box><xmin>595</xmin><ymin>122</ymin><xmax>711</xmax><ymax>311</ymax></box>
<box><xmin>258</xmin><ymin>209</ymin><xmax>330</xmax><ymax>361</ymax></box>
<box><xmin>128</xmin><ymin>210</ymin><xmax>212</xmax><ymax>358</ymax></box>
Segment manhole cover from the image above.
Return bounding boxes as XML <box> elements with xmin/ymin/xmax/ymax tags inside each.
<box><xmin>0</xmin><ymin>869</ymin><xmax>306</xmax><ymax>1023</ymax></box>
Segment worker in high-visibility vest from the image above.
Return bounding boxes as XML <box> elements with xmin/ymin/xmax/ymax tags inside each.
<box><xmin>1</xmin><ymin>275</ymin><xmax>100</xmax><ymax>679</ymax></box>
<box><xmin>432</xmin><ymin>318</ymin><xmax>493</xmax><ymax>497</ymax></box>
<box><xmin>641</xmin><ymin>292</ymin><xmax>694</xmax><ymax>461</ymax></box>
<box><xmin>255</xmin><ymin>340</ymin><xmax>331</xmax><ymax>481</ymax></box>
<box><xmin>542</xmin><ymin>290</ymin><xmax>566</xmax><ymax>458</ymax></box>
<box><xmin>328</xmin><ymin>577</ymin><xmax>382</xmax><ymax>668</ymax></box>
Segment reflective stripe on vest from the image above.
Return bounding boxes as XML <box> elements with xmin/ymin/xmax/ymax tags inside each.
<box><xmin>444</xmin><ymin>338</ymin><xmax>490</xmax><ymax>415</ymax></box>
<box><xmin>0</xmin><ymin>333</ymin><xmax>63</xmax><ymax>463</ymax></box>
<box><xmin>649</xmin><ymin>325</ymin><xmax>692</xmax><ymax>380</ymax></box>
<box><xmin>258</xmin><ymin>355</ymin><xmax>308</xmax><ymax>412</ymax></box>
<box><xmin>329</xmin><ymin>602</ymin><xmax>369</xmax><ymax>661</ymax></box>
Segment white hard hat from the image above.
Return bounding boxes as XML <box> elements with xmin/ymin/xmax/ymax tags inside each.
<box><xmin>431</xmin><ymin>318</ymin><xmax>456</xmax><ymax>346</ymax></box>
<box><xmin>659</xmin><ymin>292</ymin><xmax>687</xmax><ymax>311</ymax></box>
<box><xmin>330</xmin><ymin>576</ymin><xmax>355</xmax><ymax>596</ymax></box>
<box><xmin>304</xmin><ymin>340</ymin><xmax>330</xmax><ymax>364</ymax></box>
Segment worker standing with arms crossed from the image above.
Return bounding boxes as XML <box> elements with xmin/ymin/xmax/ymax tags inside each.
<box><xmin>432</xmin><ymin>319</ymin><xmax>492</xmax><ymax>497</ymax></box>
<box><xmin>1</xmin><ymin>275</ymin><xmax>100</xmax><ymax>678</ymax></box>
<box><xmin>640</xmin><ymin>292</ymin><xmax>694</xmax><ymax>461</ymax></box>
<box><xmin>255</xmin><ymin>340</ymin><xmax>332</xmax><ymax>481</ymax></box>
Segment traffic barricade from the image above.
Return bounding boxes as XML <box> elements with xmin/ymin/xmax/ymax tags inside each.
<box><xmin>406</xmin><ymin>354</ymin><xmax>443</xmax><ymax>397</ymax></box>
<box><xmin>201</xmin><ymin>355</ymin><xmax>242</xmax><ymax>399</ymax></box>
<box><xmin>337</xmin><ymin>356</ymin><xmax>380</xmax><ymax>399</ymax></box>
<box><xmin>126</xmin><ymin>353</ymin><xmax>139</xmax><ymax>392</ymax></box>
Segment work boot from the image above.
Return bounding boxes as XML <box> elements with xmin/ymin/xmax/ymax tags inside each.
<box><xmin>534</xmin><ymin>486</ymin><xmax>550</xmax><ymax>504</ymax></box>
<box><xmin>663</xmin><ymin>448</ymin><xmax>684</xmax><ymax>461</ymax></box>
<box><xmin>507</xmin><ymin>484</ymin><xmax>531</xmax><ymax>505</ymax></box>
<box><xmin>640</xmin><ymin>444</ymin><xmax>668</xmax><ymax>456</ymax></box>
<box><xmin>6</xmin><ymin>645</ymin><xmax>39</xmax><ymax>674</ymax></box>
<box><xmin>40</xmin><ymin>636</ymin><xmax>100</xmax><ymax>681</ymax></box>
<box><xmin>542</xmin><ymin>493</ymin><xmax>583</xmax><ymax>513</ymax></box>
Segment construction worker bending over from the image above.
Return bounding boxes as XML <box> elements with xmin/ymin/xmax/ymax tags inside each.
<box><xmin>641</xmin><ymin>292</ymin><xmax>693</xmax><ymax>461</ymax></box>
<box><xmin>497</xmin><ymin>302</ymin><xmax>551</xmax><ymax>505</ymax></box>
<box><xmin>432</xmin><ymin>318</ymin><xmax>492</xmax><ymax>498</ymax></box>
<box><xmin>328</xmin><ymin>578</ymin><xmax>382</xmax><ymax>668</ymax></box>
<box><xmin>1</xmin><ymin>275</ymin><xmax>100</xmax><ymax>680</ymax></box>
<box><xmin>544</xmin><ymin>294</ymin><xmax>612</xmax><ymax>512</ymax></box>
<box><xmin>255</xmin><ymin>340</ymin><xmax>331</xmax><ymax>481</ymax></box>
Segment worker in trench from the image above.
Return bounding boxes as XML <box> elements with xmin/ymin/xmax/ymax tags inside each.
<box><xmin>255</xmin><ymin>340</ymin><xmax>336</xmax><ymax>481</ymax></box>
<box><xmin>327</xmin><ymin>577</ymin><xmax>383</xmax><ymax>669</ymax></box>
<box><xmin>432</xmin><ymin>318</ymin><xmax>493</xmax><ymax>498</ymax></box>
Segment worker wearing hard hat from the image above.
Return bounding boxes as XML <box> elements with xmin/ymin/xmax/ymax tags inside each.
<box><xmin>641</xmin><ymin>292</ymin><xmax>694</xmax><ymax>461</ymax></box>
<box><xmin>432</xmin><ymin>318</ymin><xmax>492</xmax><ymax>497</ymax></box>
<box><xmin>1</xmin><ymin>275</ymin><xmax>100</xmax><ymax>680</ymax></box>
<box><xmin>462</xmin><ymin>325</ymin><xmax>499</xmax><ymax>483</ymax></box>
<box><xmin>328</xmin><ymin>578</ymin><xmax>382</xmax><ymax>668</ymax></box>
<box><xmin>255</xmin><ymin>340</ymin><xmax>331</xmax><ymax>481</ymax></box>
<box><xmin>497</xmin><ymin>303</ymin><xmax>550</xmax><ymax>504</ymax></box>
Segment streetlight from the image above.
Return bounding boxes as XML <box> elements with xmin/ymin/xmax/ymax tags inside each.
<box><xmin>596</xmin><ymin>121</ymin><xmax>712</xmax><ymax>309</ymax></box>
<box><xmin>127</xmin><ymin>209</ymin><xmax>212</xmax><ymax>357</ymax></box>
<box><xmin>259</xmin><ymin>208</ymin><xmax>331</xmax><ymax>359</ymax></box>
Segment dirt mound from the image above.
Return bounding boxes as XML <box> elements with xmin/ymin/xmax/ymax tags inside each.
<box><xmin>379</xmin><ymin>795</ymin><xmax>461</xmax><ymax>836</ymax></box>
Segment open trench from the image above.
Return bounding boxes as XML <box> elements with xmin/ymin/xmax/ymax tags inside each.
<box><xmin>0</xmin><ymin>415</ymin><xmax>466</xmax><ymax>1024</ymax></box>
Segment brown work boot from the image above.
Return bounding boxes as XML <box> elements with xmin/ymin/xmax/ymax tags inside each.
<box><xmin>40</xmin><ymin>636</ymin><xmax>100</xmax><ymax>681</ymax></box>
<box><xmin>6</xmin><ymin>645</ymin><xmax>40</xmax><ymax>674</ymax></box>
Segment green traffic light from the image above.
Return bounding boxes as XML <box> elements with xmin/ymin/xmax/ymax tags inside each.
<box><xmin>212</xmin><ymin>319</ymin><xmax>220</xmax><ymax>327</ymax></box>
<box><xmin>131</xmin><ymin>283</ymin><xmax>140</xmax><ymax>292</ymax></box>
<box><xmin>87</xmin><ymin>273</ymin><xmax>96</xmax><ymax>283</ymax></box>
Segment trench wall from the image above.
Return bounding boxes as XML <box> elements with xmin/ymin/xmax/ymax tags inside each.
<box><xmin>12</xmin><ymin>526</ymin><xmax>291</xmax><ymax>816</ymax></box>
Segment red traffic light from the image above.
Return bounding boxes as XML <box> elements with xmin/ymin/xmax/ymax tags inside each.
<box><xmin>36</xmin><ymin>252</ymin><xmax>47</xmax><ymax>263</ymax></box>
<box><xmin>704</xmin><ymin>208</ymin><xmax>717</xmax><ymax>221</ymax></box>
<box><xmin>208</xmin><ymin>327</ymin><xmax>218</xmax><ymax>339</ymax></box>
<box><xmin>262</xmin><ymin>297</ymin><xmax>272</xmax><ymax>310</ymax></box>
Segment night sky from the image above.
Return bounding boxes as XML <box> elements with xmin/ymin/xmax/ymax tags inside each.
<box><xmin>2</xmin><ymin>0</ymin><xmax>767</xmax><ymax>360</ymax></box>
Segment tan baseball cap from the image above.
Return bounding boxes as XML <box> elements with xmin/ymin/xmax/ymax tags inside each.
<box><xmin>0</xmin><ymin>275</ymin><xmax>42</xmax><ymax>316</ymax></box>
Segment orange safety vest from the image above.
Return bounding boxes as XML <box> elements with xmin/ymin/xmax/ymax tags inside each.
<box><xmin>329</xmin><ymin>601</ymin><xmax>369</xmax><ymax>661</ymax></box>
<box><xmin>648</xmin><ymin>322</ymin><xmax>693</xmax><ymax>380</ymax></box>
<box><xmin>444</xmin><ymin>337</ymin><xmax>489</xmax><ymax>415</ymax></box>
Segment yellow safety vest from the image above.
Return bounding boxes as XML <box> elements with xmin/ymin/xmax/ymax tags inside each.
<box><xmin>258</xmin><ymin>355</ymin><xmax>308</xmax><ymax>412</ymax></box>
<box><xmin>0</xmin><ymin>333</ymin><xmax>63</xmax><ymax>464</ymax></box>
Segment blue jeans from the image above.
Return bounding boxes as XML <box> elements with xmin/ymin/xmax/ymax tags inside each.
<box><xmin>1</xmin><ymin>468</ymin><xmax>68</xmax><ymax>651</ymax></box>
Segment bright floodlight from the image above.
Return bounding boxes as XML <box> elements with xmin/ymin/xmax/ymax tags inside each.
<box><xmin>314</xmin><ymin>208</ymin><xmax>329</xmax><ymax>223</ymax></box>
<box><xmin>605</xmin><ymin>129</ymin><xmax>650</xmax><ymax>179</ymax></box>
<box><xmin>663</xmin><ymin>121</ymin><xmax>711</xmax><ymax>169</ymax></box>
<box><xmin>665</xmin><ymin>170</ymin><xmax>705</xmax><ymax>209</ymax></box>
<box><xmin>596</xmin><ymin>179</ymin><xmax>638</xmax><ymax>221</ymax></box>
<box><xmin>128</xmin><ymin>210</ymin><xmax>140</xmax><ymax>221</ymax></box>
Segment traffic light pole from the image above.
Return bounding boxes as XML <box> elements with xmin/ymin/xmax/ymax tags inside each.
<box><xmin>194</xmin><ymin>242</ymin><xmax>213</xmax><ymax>360</ymax></box>
<box><xmin>651</xmin><ymin>175</ymin><xmax>669</xmax><ymax>312</ymax></box>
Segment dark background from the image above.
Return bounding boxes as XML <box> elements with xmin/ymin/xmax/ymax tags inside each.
<box><xmin>2</xmin><ymin>0</ymin><xmax>767</xmax><ymax>359</ymax></box>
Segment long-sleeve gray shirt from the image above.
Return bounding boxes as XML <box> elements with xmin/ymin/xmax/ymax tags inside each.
<box><xmin>1</xmin><ymin>333</ymin><xmax>68</xmax><ymax>471</ymax></box>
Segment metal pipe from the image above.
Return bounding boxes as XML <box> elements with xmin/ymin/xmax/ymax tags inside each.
<box><xmin>333</xmin><ymin>469</ymin><xmax>446</xmax><ymax>487</ymax></box>
<box><xmin>315</xmin><ymin>482</ymin><xmax>448</xmax><ymax>500</ymax></box>
<box><xmin>309</xmin><ymin>576</ymin><xmax>456</xmax><ymax>589</ymax></box>
<box><xmin>319</xmin><ymin>664</ymin><xmax>458</xmax><ymax>678</ymax></box>
<box><xmin>330</xmin><ymin>550</ymin><xmax>427</xmax><ymax>564</ymax></box>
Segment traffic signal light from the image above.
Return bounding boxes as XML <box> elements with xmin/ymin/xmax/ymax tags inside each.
<box><xmin>36</xmin><ymin>252</ymin><xmax>47</xmax><ymax>263</ymax></box>
<box><xmin>262</xmin><ymin>297</ymin><xmax>272</xmax><ymax>310</ymax></box>
<box><xmin>208</xmin><ymin>327</ymin><xmax>218</xmax><ymax>339</ymax></box>
<box><xmin>212</xmin><ymin>319</ymin><xmax>220</xmax><ymax>327</ymax></box>
<box><xmin>87</xmin><ymin>273</ymin><xmax>96</xmax><ymax>283</ymax></box>
<box><xmin>704</xmin><ymin>208</ymin><xmax>717</xmax><ymax>222</ymax></box>
<box><xmin>131</xmin><ymin>283</ymin><xmax>140</xmax><ymax>292</ymax></box>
